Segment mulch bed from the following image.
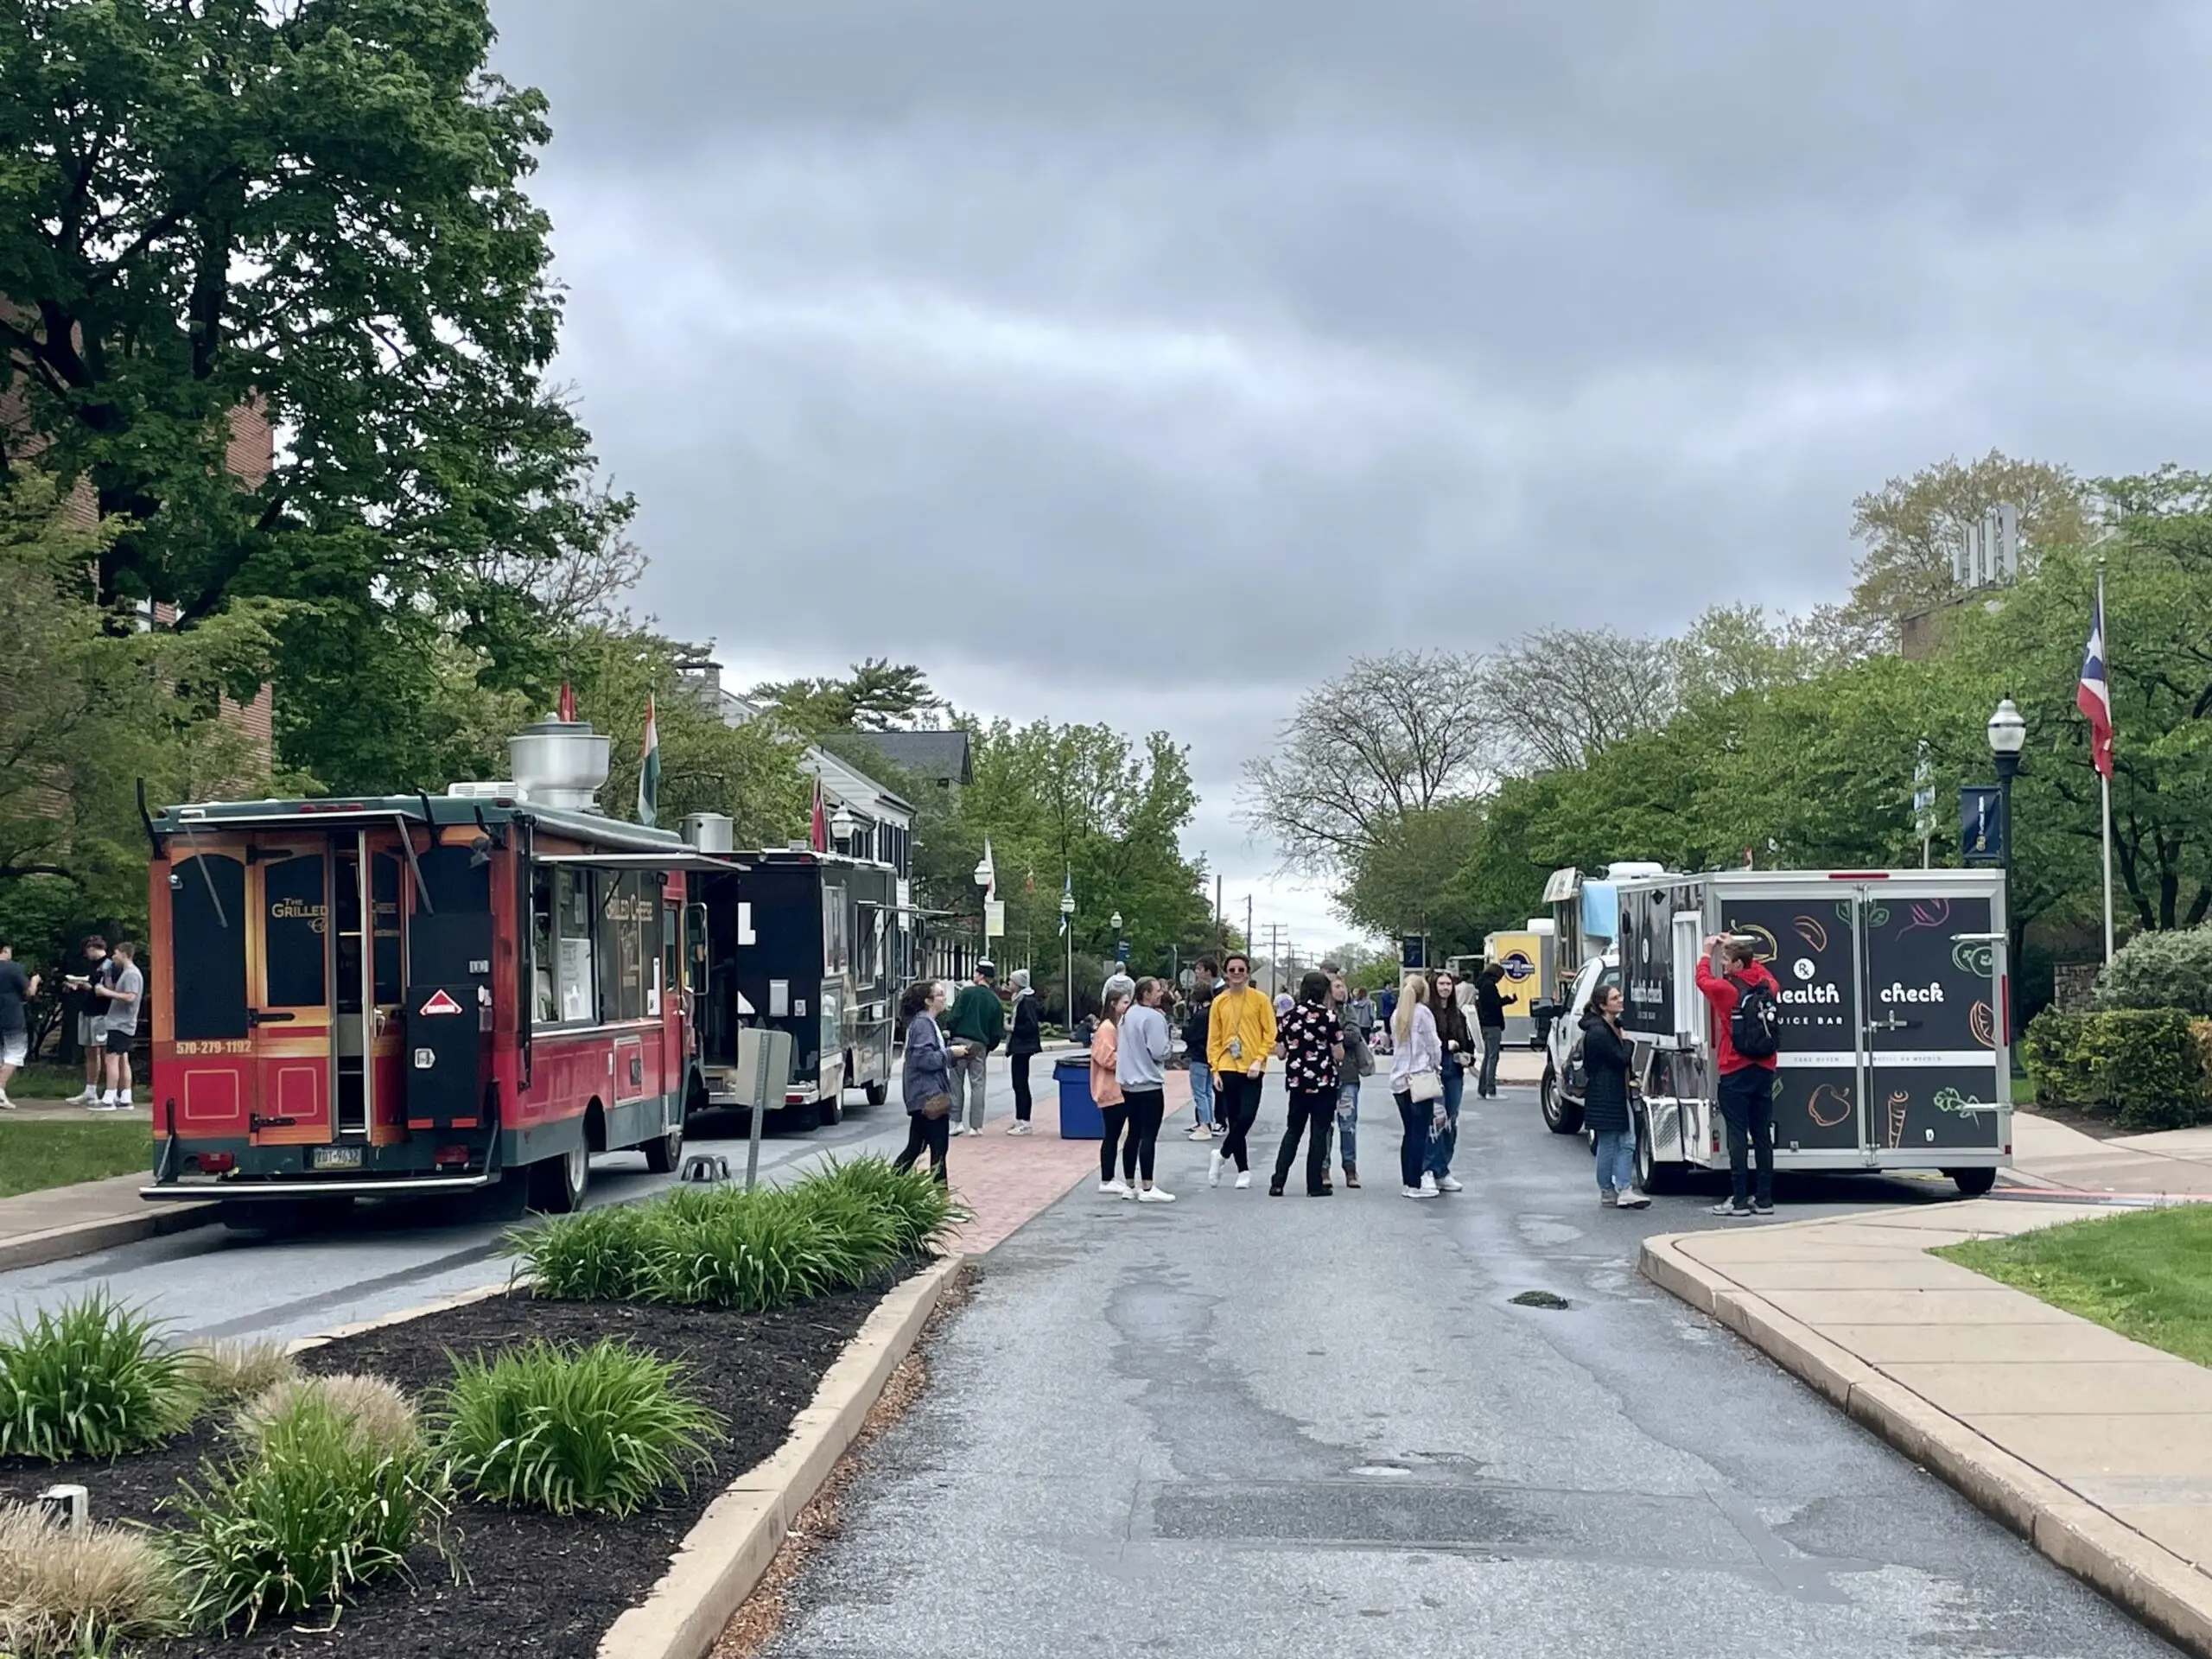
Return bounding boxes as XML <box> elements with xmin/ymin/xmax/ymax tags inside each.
<box><xmin>0</xmin><ymin>1271</ymin><xmax>912</xmax><ymax>1658</ymax></box>
<box><xmin>2018</xmin><ymin>1104</ymin><xmax>2139</xmax><ymax>1143</ymax></box>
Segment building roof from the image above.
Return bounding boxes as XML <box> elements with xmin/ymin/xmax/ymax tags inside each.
<box><xmin>849</xmin><ymin>728</ymin><xmax>973</xmax><ymax>786</ymax></box>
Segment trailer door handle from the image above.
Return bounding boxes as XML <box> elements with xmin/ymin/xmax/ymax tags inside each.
<box><xmin>246</xmin><ymin>1009</ymin><xmax>296</xmax><ymax>1026</ymax></box>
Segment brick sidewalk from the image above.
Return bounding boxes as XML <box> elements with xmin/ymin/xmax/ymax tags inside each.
<box><xmin>947</xmin><ymin>1071</ymin><xmax>1192</xmax><ymax>1255</ymax></box>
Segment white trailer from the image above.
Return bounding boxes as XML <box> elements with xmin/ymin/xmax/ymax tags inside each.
<box><xmin>1547</xmin><ymin>868</ymin><xmax>2010</xmax><ymax>1199</ymax></box>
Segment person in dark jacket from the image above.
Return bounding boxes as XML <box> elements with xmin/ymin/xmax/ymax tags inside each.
<box><xmin>894</xmin><ymin>980</ymin><xmax>968</xmax><ymax>1185</ymax></box>
<box><xmin>1474</xmin><ymin>963</ymin><xmax>1509</xmax><ymax>1098</ymax></box>
<box><xmin>1005</xmin><ymin>969</ymin><xmax>1044</xmax><ymax>1135</ymax></box>
<box><xmin>1581</xmin><ymin>984</ymin><xmax>1648</xmax><ymax>1208</ymax></box>
<box><xmin>1426</xmin><ymin>969</ymin><xmax>1474</xmax><ymax>1192</ymax></box>
<box><xmin>1182</xmin><ymin>958</ymin><xmax>1218</xmax><ymax>1140</ymax></box>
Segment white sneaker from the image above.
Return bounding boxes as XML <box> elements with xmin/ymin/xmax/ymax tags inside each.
<box><xmin>0</xmin><ymin>1093</ymin><xmax>14</xmax><ymax>1110</ymax></box>
<box><xmin>1208</xmin><ymin>1149</ymin><xmax>1224</xmax><ymax>1188</ymax></box>
<box><xmin>1099</xmin><ymin>1179</ymin><xmax>1130</xmax><ymax>1196</ymax></box>
<box><xmin>1004</xmin><ymin>1122</ymin><xmax>1032</xmax><ymax>1135</ymax></box>
<box><xmin>1403</xmin><ymin>1185</ymin><xmax>1438</xmax><ymax>1199</ymax></box>
<box><xmin>1419</xmin><ymin>1173</ymin><xmax>1440</xmax><ymax>1195</ymax></box>
<box><xmin>1138</xmin><ymin>1187</ymin><xmax>1177</xmax><ymax>1204</ymax></box>
<box><xmin>1616</xmin><ymin>1189</ymin><xmax>1651</xmax><ymax>1209</ymax></box>
<box><xmin>67</xmin><ymin>1089</ymin><xmax>95</xmax><ymax>1105</ymax></box>
<box><xmin>90</xmin><ymin>1097</ymin><xmax>119</xmax><ymax>1112</ymax></box>
<box><xmin>118</xmin><ymin>1096</ymin><xmax>133</xmax><ymax>1110</ymax></box>
<box><xmin>948</xmin><ymin>1122</ymin><xmax>967</xmax><ymax>1136</ymax></box>
<box><xmin>1185</xmin><ymin>1125</ymin><xmax>1212</xmax><ymax>1141</ymax></box>
<box><xmin>1437</xmin><ymin>1174</ymin><xmax>1463</xmax><ymax>1192</ymax></box>
<box><xmin>1233</xmin><ymin>1171</ymin><xmax>1251</xmax><ymax>1190</ymax></box>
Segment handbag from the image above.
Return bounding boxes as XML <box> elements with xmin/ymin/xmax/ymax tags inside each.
<box><xmin>1407</xmin><ymin>1068</ymin><xmax>1444</xmax><ymax>1103</ymax></box>
<box><xmin>919</xmin><ymin>1092</ymin><xmax>952</xmax><ymax>1121</ymax></box>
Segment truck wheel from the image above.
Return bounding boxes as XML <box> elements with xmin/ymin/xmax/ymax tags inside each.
<box><xmin>1633</xmin><ymin>1104</ymin><xmax>1681</xmax><ymax>1194</ymax></box>
<box><xmin>644</xmin><ymin>1121</ymin><xmax>684</xmax><ymax>1174</ymax></box>
<box><xmin>1540</xmin><ymin>1064</ymin><xmax>1584</xmax><ymax>1136</ymax></box>
<box><xmin>1947</xmin><ymin>1166</ymin><xmax>1998</xmax><ymax>1198</ymax></box>
<box><xmin>864</xmin><ymin>1080</ymin><xmax>888</xmax><ymax>1107</ymax></box>
<box><xmin>528</xmin><ymin>1142</ymin><xmax>590</xmax><ymax>1213</ymax></box>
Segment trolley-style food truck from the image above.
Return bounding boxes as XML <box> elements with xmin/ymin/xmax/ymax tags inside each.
<box><xmin>1537</xmin><ymin>866</ymin><xmax>2010</xmax><ymax>1198</ymax></box>
<box><xmin>137</xmin><ymin>717</ymin><xmax>736</xmax><ymax>1218</ymax></box>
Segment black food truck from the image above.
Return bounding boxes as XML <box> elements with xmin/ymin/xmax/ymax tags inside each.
<box><xmin>690</xmin><ymin>849</ymin><xmax>897</xmax><ymax>1127</ymax></box>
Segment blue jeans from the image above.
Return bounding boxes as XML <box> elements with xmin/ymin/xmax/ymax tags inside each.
<box><xmin>1188</xmin><ymin>1062</ymin><xmax>1215</xmax><ymax>1127</ymax></box>
<box><xmin>1426</xmin><ymin>1065</ymin><xmax>1465</xmax><ymax>1177</ymax></box>
<box><xmin>1594</xmin><ymin>1125</ymin><xmax>1636</xmax><ymax>1194</ymax></box>
<box><xmin>1394</xmin><ymin>1091</ymin><xmax>1432</xmax><ymax>1190</ymax></box>
<box><xmin>1335</xmin><ymin>1080</ymin><xmax>1361</xmax><ymax>1166</ymax></box>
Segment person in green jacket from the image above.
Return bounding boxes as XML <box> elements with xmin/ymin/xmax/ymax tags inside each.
<box><xmin>945</xmin><ymin>960</ymin><xmax>1006</xmax><ymax>1135</ymax></box>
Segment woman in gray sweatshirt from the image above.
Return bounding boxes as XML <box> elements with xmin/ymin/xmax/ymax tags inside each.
<box><xmin>1116</xmin><ymin>976</ymin><xmax>1176</xmax><ymax>1203</ymax></box>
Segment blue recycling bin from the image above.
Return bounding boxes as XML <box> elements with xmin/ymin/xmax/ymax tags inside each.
<box><xmin>1055</xmin><ymin>1058</ymin><xmax>1102</xmax><ymax>1139</ymax></box>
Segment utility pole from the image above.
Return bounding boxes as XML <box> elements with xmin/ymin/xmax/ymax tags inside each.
<box><xmin>1245</xmin><ymin>893</ymin><xmax>1253</xmax><ymax>961</ymax></box>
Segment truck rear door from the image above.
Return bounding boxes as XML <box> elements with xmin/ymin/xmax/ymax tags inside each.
<box><xmin>248</xmin><ymin>839</ymin><xmax>336</xmax><ymax>1147</ymax></box>
<box><xmin>1713</xmin><ymin>893</ymin><xmax>1866</xmax><ymax>1154</ymax></box>
<box><xmin>1859</xmin><ymin>890</ymin><xmax>2006</xmax><ymax>1154</ymax></box>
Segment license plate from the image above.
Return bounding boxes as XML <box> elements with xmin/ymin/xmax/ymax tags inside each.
<box><xmin>310</xmin><ymin>1146</ymin><xmax>363</xmax><ymax>1171</ymax></box>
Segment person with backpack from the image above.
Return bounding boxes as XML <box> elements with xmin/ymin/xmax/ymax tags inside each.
<box><xmin>1695</xmin><ymin>933</ymin><xmax>1781</xmax><ymax>1217</ymax></box>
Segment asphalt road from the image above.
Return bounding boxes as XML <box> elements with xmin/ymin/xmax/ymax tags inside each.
<box><xmin>760</xmin><ymin>1074</ymin><xmax>2177</xmax><ymax>1659</ymax></box>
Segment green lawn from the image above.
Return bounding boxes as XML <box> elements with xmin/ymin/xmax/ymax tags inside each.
<box><xmin>1936</xmin><ymin>1205</ymin><xmax>2212</xmax><ymax>1368</ymax></box>
<box><xmin>2</xmin><ymin>1061</ymin><xmax>90</xmax><ymax>1100</ymax></box>
<box><xmin>0</xmin><ymin>1118</ymin><xmax>150</xmax><ymax>1198</ymax></box>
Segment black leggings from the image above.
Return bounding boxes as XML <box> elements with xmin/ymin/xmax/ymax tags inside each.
<box><xmin>1215</xmin><ymin>1071</ymin><xmax>1263</xmax><ymax>1172</ymax></box>
<box><xmin>893</xmin><ymin>1112</ymin><xmax>950</xmax><ymax>1184</ymax></box>
<box><xmin>1099</xmin><ymin>1103</ymin><xmax>1129</xmax><ymax>1182</ymax></box>
<box><xmin>1122</xmin><ymin>1087</ymin><xmax>1165</xmax><ymax>1183</ymax></box>
<box><xmin>1012</xmin><ymin>1052</ymin><xmax>1034</xmax><ymax>1121</ymax></box>
<box><xmin>1273</xmin><ymin>1090</ymin><xmax>1334</xmax><ymax>1193</ymax></box>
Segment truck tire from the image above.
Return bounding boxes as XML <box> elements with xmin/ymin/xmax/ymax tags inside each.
<box><xmin>864</xmin><ymin>1080</ymin><xmax>888</xmax><ymax>1107</ymax></box>
<box><xmin>528</xmin><ymin>1141</ymin><xmax>590</xmax><ymax>1213</ymax></box>
<box><xmin>643</xmin><ymin>1120</ymin><xmax>684</xmax><ymax>1174</ymax></box>
<box><xmin>1632</xmin><ymin>1103</ymin><xmax>1682</xmax><ymax>1194</ymax></box>
<box><xmin>1947</xmin><ymin>1166</ymin><xmax>1998</xmax><ymax>1198</ymax></box>
<box><xmin>1540</xmin><ymin>1063</ymin><xmax>1584</xmax><ymax>1136</ymax></box>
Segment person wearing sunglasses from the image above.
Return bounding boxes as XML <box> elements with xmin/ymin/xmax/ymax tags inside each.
<box><xmin>1205</xmin><ymin>952</ymin><xmax>1276</xmax><ymax>1189</ymax></box>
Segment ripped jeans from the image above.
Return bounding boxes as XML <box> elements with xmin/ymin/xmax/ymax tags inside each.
<box><xmin>1335</xmin><ymin>1081</ymin><xmax>1362</xmax><ymax>1166</ymax></box>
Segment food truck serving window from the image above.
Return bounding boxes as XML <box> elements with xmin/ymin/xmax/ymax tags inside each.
<box><xmin>170</xmin><ymin>854</ymin><xmax>248</xmax><ymax>1040</ymax></box>
<box><xmin>531</xmin><ymin>863</ymin><xmax>668</xmax><ymax>1028</ymax></box>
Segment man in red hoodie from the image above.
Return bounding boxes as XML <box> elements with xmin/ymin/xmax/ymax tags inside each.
<box><xmin>1694</xmin><ymin>933</ymin><xmax>1780</xmax><ymax>1217</ymax></box>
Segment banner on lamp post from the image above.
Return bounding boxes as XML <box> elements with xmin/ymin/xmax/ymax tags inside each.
<box><xmin>1960</xmin><ymin>785</ymin><xmax>2006</xmax><ymax>864</ymax></box>
<box><xmin>984</xmin><ymin>899</ymin><xmax>1006</xmax><ymax>939</ymax></box>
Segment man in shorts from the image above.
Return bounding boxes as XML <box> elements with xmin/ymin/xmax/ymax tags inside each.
<box><xmin>91</xmin><ymin>940</ymin><xmax>143</xmax><ymax>1111</ymax></box>
<box><xmin>66</xmin><ymin>936</ymin><xmax>111</xmax><ymax>1104</ymax></box>
<box><xmin>0</xmin><ymin>942</ymin><xmax>39</xmax><ymax>1109</ymax></box>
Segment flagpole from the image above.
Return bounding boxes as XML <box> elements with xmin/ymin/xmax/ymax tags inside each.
<box><xmin>2099</xmin><ymin>558</ymin><xmax>2115</xmax><ymax>963</ymax></box>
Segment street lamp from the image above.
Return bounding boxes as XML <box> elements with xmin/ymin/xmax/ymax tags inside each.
<box><xmin>830</xmin><ymin>802</ymin><xmax>857</xmax><ymax>851</ymax></box>
<box><xmin>1059</xmin><ymin>884</ymin><xmax>1077</xmax><ymax>1034</ymax></box>
<box><xmin>1110</xmin><ymin>910</ymin><xmax>1124</xmax><ymax>968</ymax></box>
<box><xmin>1986</xmin><ymin>697</ymin><xmax>2027</xmax><ymax>1055</ymax></box>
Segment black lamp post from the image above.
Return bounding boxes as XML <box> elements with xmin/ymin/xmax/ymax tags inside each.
<box><xmin>1986</xmin><ymin>698</ymin><xmax>2026</xmax><ymax>1051</ymax></box>
<box><xmin>1110</xmin><ymin>911</ymin><xmax>1124</xmax><ymax>968</ymax></box>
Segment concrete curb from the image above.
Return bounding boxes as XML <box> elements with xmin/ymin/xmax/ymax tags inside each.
<box><xmin>598</xmin><ymin>1254</ymin><xmax>965</xmax><ymax>1659</ymax></box>
<box><xmin>0</xmin><ymin>1202</ymin><xmax>219</xmax><ymax>1274</ymax></box>
<box><xmin>1638</xmin><ymin>1232</ymin><xmax>2212</xmax><ymax>1657</ymax></box>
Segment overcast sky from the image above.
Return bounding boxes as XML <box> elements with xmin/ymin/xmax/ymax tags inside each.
<box><xmin>489</xmin><ymin>1</ymin><xmax>2212</xmax><ymax>948</ymax></box>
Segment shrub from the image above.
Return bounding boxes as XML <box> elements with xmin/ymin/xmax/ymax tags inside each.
<box><xmin>0</xmin><ymin>1501</ymin><xmax>184</xmax><ymax>1657</ymax></box>
<box><xmin>432</xmin><ymin>1338</ymin><xmax>723</xmax><ymax>1518</ymax></box>
<box><xmin>508</xmin><ymin>1202</ymin><xmax>658</xmax><ymax>1300</ymax></box>
<box><xmin>234</xmin><ymin>1374</ymin><xmax>420</xmax><ymax>1459</ymax></box>
<box><xmin>2024</xmin><ymin>1007</ymin><xmax>2212</xmax><ymax>1131</ymax></box>
<box><xmin>182</xmin><ymin>1338</ymin><xmax>301</xmax><ymax>1405</ymax></box>
<box><xmin>0</xmin><ymin>1291</ymin><xmax>198</xmax><ymax>1461</ymax></box>
<box><xmin>807</xmin><ymin>1156</ymin><xmax>955</xmax><ymax>1256</ymax></box>
<box><xmin>2094</xmin><ymin>925</ymin><xmax>2212</xmax><ymax>1016</ymax></box>
<box><xmin>164</xmin><ymin>1392</ymin><xmax>450</xmax><ymax>1635</ymax></box>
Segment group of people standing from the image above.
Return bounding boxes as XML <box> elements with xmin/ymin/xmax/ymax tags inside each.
<box><xmin>0</xmin><ymin>933</ymin><xmax>143</xmax><ymax>1112</ymax></box>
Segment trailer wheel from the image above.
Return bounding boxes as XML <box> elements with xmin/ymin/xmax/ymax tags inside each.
<box><xmin>1632</xmin><ymin>1104</ymin><xmax>1682</xmax><ymax>1194</ymax></box>
<box><xmin>1540</xmin><ymin>1063</ymin><xmax>1584</xmax><ymax>1135</ymax></box>
<box><xmin>1946</xmin><ymin>1166</ymin><xmax>1998</xmax><ymax>1198</ymax></box>
<box><xmin>529</xmin><ymin>1141</ymin><xmax>590</xmax><ymax>1213</ymax></box>
<box><xmin>864</xmin><ymin>1080</ymin><xmax>888</xmax><ymax>1107</ymax></box>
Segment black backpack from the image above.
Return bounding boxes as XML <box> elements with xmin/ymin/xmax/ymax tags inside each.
<box><xmin>1728</xmin><ymin>974</ymin><xmax>1780</xmax><ymax>1060</ymax></box>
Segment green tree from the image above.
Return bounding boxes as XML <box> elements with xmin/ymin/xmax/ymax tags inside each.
<box><xmin>1845</xmin><ymin>450</ymin><xmax>2088</xmax><ymax>631</ymax></box>
<box><xmin>749</xmin><ymin>660</ymin><xmax>945</xmax><ymax>736</ymax></box>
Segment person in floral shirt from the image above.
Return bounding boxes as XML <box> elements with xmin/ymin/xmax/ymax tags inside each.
<box><xmin>1269</xmin><ymin>969</ymin><xmax>1344</xmax><ymax>1198</ymax></box>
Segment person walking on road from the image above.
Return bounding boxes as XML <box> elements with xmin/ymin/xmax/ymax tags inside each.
<box><xmin>1389</xmin><ymin>973</ymin><xmax>1442</xmax><ymax>1199</ymax></box>
<box><xmin>1695</xmin><ymin>933</ymin><xmax>1782</xmax><ymax>1217</ymax></box>
<box><xmin>1005</xmin><ymin>969</ymin><xmax>1043</xmax><ymax>1135</ymax></box>
<box><xmin>1474</xmin><ymin>963</ymin><xmax>1508</xmax><ymax>1099</ymax></box>
<box><xmin>1206</xmin><ymin>952</ymin><xmax>1277</xmax><ymax>1191</ymax></box>
<box><xmin>1092</xmin><ymin>977</ymin><xmax>1135</xmax><ymax>1196</ymax></box>
<box><xmin>1426</xmin><ymin>968</ymin><xmax>1472</xmax><ymax>1193</ymax></box>
<box><xmin>0</xmin><ymin>942</ymin><xmax>40</xmax><ymax>1110</ymax></box>
<box><xmin>1183</xmin><ymin>958</ymin><xmax>1219</xmax><ymax>1141</ymax></box>
<box><xmin>91</xmin><ymin>940</ymin><xmax>142</xmax><ymax>1111</ymax></box>
<box><xmin>945</xmin><ymin>960</ymin><xmax>1004</xmax><ymax>1136</ymax></box>
<box><xmin>893</xmin><ymin>980</ymin><xmax>963</xmax><ymax>1185</ymax></box>
<box><xmin>1117</xmin><ymin>976</ymin><xmax>1176</xmax><ymax>1203</ymax></box>
<box><xmin>1269</xmin><ymin>970</ymin><xmax>1342</xmax><ymax>1198</ymax></box>
<box><xmin>1582</xmin><ymin>983</ymin><xmax>1649</xmax><ymax>1208</ymax></box>
<box><xmin>1326</xmin><ymin>969</ymin><xmax>1373</xmax><ymax>1189</ymax></box>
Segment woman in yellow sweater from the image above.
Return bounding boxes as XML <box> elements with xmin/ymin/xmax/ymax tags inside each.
<box><xmin>1205</xmin><ymin>952</ymin><xmax>1278</xmax><ymax>1190</ymax></box>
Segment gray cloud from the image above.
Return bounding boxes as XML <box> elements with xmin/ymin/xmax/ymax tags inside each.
<box><xmin>493</xmin><ymin>0</ymin><xmax>2212</xmax><ymax>938</ymax></box>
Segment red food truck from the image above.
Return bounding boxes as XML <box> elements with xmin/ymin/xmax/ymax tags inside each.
<box><xmin>137</xmin><ymin>717</ymin><xmax>738</xmax><ymax>1221</ymax></box>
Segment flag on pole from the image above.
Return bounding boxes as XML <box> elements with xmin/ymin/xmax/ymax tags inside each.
<box><xmin>636</xmin><ymin>696</ymin><xmax>660</xmax><ymax>828</ymax></box>
<box><xmin>976</xmin><ymin>836</ymin><xmax>997</xmax><ymax>902</ymax></box>
<box><xmin>2077</xmin><ymin>591</ymin><xmax>2113</xmax><ymax>778</ymax></box>
<box><xmin>1058</xmin><ymin>869</ymin><xmax>1071</xmax><ymax>937</ymax></box>
<box><xmin>809</xmin><ymin>777</ymin><xmax>828</xmax><ymax>853</ymax></box>
<box><xmin>557</xmin><ymin>682</ymin><xmax>577</xmax><ymax>722</ymax></box>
